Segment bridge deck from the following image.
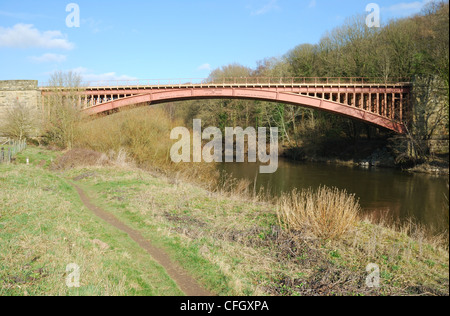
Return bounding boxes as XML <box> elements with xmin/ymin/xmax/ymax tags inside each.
<box><xmin>40</xmin><ymin>82</ymin><xmax>412</xmax><ymax>92</ymax></box>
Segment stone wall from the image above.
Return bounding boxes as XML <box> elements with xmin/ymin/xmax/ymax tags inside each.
<box><xmin>0</xmin><ymin>80</ymin><xmax>41</xmax><ymax>136</ymax></box>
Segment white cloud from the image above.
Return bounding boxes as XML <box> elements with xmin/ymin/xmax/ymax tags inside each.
<box><xmin>197</xmin><ymin>63</ymin><xmax>212</xmax><ymax>71</ymax></box>
<box><xmin>251</xmin><ymin>0</ymin><xmax>280</xmax><ymax>16</ymax></box>
<box><xmin>70</xmin><ymin>67</ymin><xmax>138</xmax><ymax>84</ymax></box>
<box><xmin>308</xmin><ymin>0</ymin><xmax>317</xmax><ymax>8</ymax></box>
<box><xmin>383</xmin><ymin>0</ymin><xmax>432</xmax><ymax>14</ymax></box>
<box><xmin>29</xmin><ymin>53</ymin><xmax>67</xmax><ymax>63</ymax></box>
<box><xmin>0</xmin><ymin>24</ymin><xmax>74</xmax><ymax>50</ymax></box>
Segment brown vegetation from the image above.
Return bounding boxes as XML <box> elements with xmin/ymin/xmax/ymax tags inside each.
<box><xmin>277</xmin><ymin>186</ymin><xmax>360</xmax><ymax>240</ymax></box>
<box><xmin>74</xmin><ymin>106</ymin><xmax>220</xmax><ymax>187</ymax></box>
<box><xmin>0</xmin><ymin>100</ymin><xmax>39</xmax><ymax>140</ymax></box>
<box><xmin>41</xmin><ymin>71</ymin><xmax>84</xmax><ymax>149</ymax></box>
<box><xmin>50</xmin><ymin>148</ymin><xmax>111</xmax><ymax>170</ymax></box>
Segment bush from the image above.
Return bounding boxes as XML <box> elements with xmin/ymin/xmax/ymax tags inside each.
<box><xmin>0</xmin><ymin>100</ymin><xmax>39</xmax><ymax>140</ymax></box>
<box><xmin>277</xmin><ymin>186</ymin><xmax>360</xmax><ymax>240</ymax></box>
<box><xmin>75</xmin><ymin>107</ymin><xmax>174</xmax><ymax>167</ymax></box>
<box><xmin>74</xmin><ymin>106</ymin><xmax>219</xmax><ymax>186</ymax></box>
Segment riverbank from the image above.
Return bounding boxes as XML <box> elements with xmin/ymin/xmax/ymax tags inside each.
<box><xmin>280</xmin><ymin>139</ymin><xmax>450</xmax><ymax>176</ymax></box>
<box><xmin>406</xmin><ymin>159</ymin><xmax>449</xmax><ymax>176</ymax></box>
<box><xmin>1</xmin><ymin>146</ymin><xmax>448</xmax><ymax>296</ymax></box>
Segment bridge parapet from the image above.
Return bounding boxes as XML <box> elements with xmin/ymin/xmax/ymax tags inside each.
<box><xmin>39</xmin><ymin>77</ymin><xmax>412</xmax><ymax>89</ymax></box>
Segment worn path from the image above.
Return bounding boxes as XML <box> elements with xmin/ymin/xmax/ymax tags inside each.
<box><xmin>72</xmin><ymin>183</ymin><xmax>213</xmax><ymax>297</ymax></box>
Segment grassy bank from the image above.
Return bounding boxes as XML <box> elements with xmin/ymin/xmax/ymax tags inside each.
<box><xmin>1</xmin><ymin>146</ymin><xmax>447</xmax><ymax>296</ymax></box>
<box><xmin>0</xmin><ymin>147</ymin><xmax>184</xmax><ymax>296</ymax></box>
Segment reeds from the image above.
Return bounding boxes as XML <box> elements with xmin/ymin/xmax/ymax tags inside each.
<box><xmin>277</xmin><ymin>186</ymin><xmax>360</xmax><ymax>240</ymax></box>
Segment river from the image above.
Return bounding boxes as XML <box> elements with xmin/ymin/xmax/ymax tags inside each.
<box><xmin>219</xmin><ymin>158</ymin><xmax>449</xmax><ymax>234</ymax></box>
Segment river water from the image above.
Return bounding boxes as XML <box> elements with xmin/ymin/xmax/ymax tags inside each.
<box><xmin>219</xmin><ymin>158</ymin><xmax>449</xmax><ymax>233</ymax></box>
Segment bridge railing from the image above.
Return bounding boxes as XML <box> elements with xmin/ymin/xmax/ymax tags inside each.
<box><xmin>39</xmin><ymin>77</ymin><xmax>411</xmax><ymax>88</ymax></box>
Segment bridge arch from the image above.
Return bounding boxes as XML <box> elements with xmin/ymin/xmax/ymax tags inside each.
<box><xmin>81</xmin><ymin>87</ymin><xmax>406</xmax><ymax>133</ymax></box>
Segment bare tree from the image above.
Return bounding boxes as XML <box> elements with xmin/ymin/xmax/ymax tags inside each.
<box><xmin>42</xmin><ymin>71</ymin><xmax>84</xmax><ymax>149</ymax></box>
<box><xmin>0</xmin><ymin>100</ymin><xmax>39</xmax><ymax>140</ymax></box>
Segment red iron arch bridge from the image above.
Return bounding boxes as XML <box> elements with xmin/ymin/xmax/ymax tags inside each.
<box><xmin>40</xmin><ymin>77</ymin><xmax>412</xmax><ymax>134</ymax></box>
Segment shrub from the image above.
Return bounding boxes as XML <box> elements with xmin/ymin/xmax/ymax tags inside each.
<box><xmin>75</xmin><ymin>107</ymin><xmax>173</xmax><ymax>166</ymax></box>
<box><xmin>0</xmin><ymin>100</ymin><xmax>39</xmax><ymax>140</ymax></box>
<box><xmin>74</xmin><ymin>106</ymin><xmax>219</xmax><ymax>187</ymax></box>
<box><xmin>277</xmin><ymin>186</ymin><xmax>360</xmax><ymax>240</ymax></box>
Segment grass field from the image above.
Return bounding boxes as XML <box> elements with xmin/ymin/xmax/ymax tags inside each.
<box><xmin>1</xmin><ymin>146</ymin><xmax>448</xmax><ymax>296</ymax></box>
<box><xmin>0</xmin><ymin>148</ymin><xmax>183</xmax><ymax>296</ymax></box>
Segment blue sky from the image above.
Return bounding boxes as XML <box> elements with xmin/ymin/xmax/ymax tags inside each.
<box><xmin>0</xmin><ymin>0</ymin><xmax>435</xmax><ymax>85</ymax></box>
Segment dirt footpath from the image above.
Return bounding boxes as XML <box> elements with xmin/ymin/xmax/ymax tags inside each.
<box><xmin>72</xmin><ymin>183</ymin><xmax>212</xmax><ymax>297</ymax></box>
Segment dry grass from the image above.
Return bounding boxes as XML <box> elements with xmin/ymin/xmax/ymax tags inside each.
<box><xmin>362</xmin><ymin>209</ymin><xmax>449</xmax><ymax>252</ymax></box>
<box><xmin>74</xmin><ymin>106</ymin><xmax>219</xmax><ymax>188</ymax></box>
<box><xmin>50</xmin><ymin>148</ymin><xmax>135</xmax><ymax>171</ymax></box>
<box><xmin>76</xmin><ymin>107</ymin><xmax>174</xmax><ymax>167</ymax></box>
<box><xmin>277</xmin><ymin>186</ymin><xmax>360</xmax><ymax>240</ymax></box>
